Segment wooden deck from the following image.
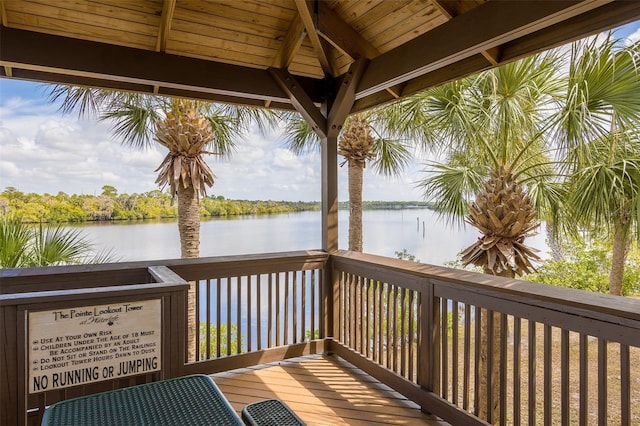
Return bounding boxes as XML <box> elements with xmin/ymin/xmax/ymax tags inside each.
<box><xmin>211</xmin><ymin>354</ymin><xmax>447</xmax><ymax>426</ymax></box>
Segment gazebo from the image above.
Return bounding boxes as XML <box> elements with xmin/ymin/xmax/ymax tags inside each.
<box><xmin>2</xmin><ymin>1</ymin><xmax>640</xmax><ymax>425</ymax></box>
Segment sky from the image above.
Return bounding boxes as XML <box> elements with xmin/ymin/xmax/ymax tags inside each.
<box><xmin>1</xmin><ymin>21</ymin><xmax>639</xmax><ymax>202</ymax></box>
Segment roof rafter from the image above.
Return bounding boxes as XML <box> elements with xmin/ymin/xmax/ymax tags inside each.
<box><xmin>294</xmin><ymin>0</ymin><xmax>333</xmax><ymax>76</ymax></box>
<box><xmin>355</xmin><ymin>0</ymin><xmax>611</xmax><ymax>99</ymax></box>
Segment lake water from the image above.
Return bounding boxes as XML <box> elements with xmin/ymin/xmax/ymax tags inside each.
<box><xmin>69</xmin><ymin>208</ymin><xmax>550</xmax><ymax>266</ymax></box>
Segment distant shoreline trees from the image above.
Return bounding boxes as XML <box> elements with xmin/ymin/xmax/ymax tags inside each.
<box><xmin>0</xmin><ymin>186</ymin><xmax>432</xmax><ymax>224</ymax></box>
<box><xmin>0</xmin><ymin>186</ymin><xmax>320</xmax><ymax>224</ymax></box>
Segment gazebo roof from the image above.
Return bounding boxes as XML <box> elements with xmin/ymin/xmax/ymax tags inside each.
<box><xmin>1</xmin><ymin>0</ymin><xmax>639</xmax><ymax>113</ymax></box>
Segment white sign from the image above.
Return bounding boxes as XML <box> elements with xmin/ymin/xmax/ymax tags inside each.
<box><xmin>29</xmin><ymin>299</ymin><xmax>162</xmax><ymax>393</ymax></box>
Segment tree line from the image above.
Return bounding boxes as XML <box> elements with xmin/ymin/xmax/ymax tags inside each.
<box><xmin>0</xmin><ymin>186</ymin><xmax>319</xmax><ymax>223</ymax></box>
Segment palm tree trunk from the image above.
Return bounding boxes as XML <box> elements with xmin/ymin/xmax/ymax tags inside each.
<box><xmin>177</xmin><ymin>184</ymin><xmax>200</xmax><ymax>258</ymax></box>
<box><xmin>545</xmin><ymin>221</ymin><xmax>564</xmax><ymax>261</ymax></box>
<box><xmin>609</xmin><ymin>218</ymin><xmax>629</xmax><ymax>296</ymax></box>
<box><xmin>348</xmin><ymin>160</ymin><xmax>364</xmax><ymax>252</ymax></box>
<box><xmin>177</xmin><ymin>183</ymin><xmax>200</xmax><ymax>362</ymax></box>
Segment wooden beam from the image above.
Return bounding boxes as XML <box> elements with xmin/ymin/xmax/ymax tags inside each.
<box><xmin>499</xmin><ymin>0</ymin><xmax>640</xmax><ymax>64</ymax></box>
<box><xmin>315</xmin><ymin>3</ymin><xmax>402</xmax><ymax>102</ymax></box>
<box><xmin>155</xmin><ymin>0</ymin><xmax>176</xmax><ymax>52</ymax></box>
<box><xmin>0</xmin><ymin>26</ymin><xmax>294</xmax><ymax>104</ymax></box>
<box><xmin>327</xmin><ymin>58</ymin><xmax>368</xmax><ymax>138</ymax></box>
<box><xmin>316</xmin><ymin>1</ymin><xmax>378</xmax><ymax>60</ymax></box>
<box><xmin>294</xmin><ymin>0</ymin><xmax>332</xmax><ymax>76</ymax></box>
<box><xmin>431</xmin><ymin>0</ymin><xmax>501</xmax><ymax>66</ymax></box>
<box><xmin>272</xmin><ymin>14</ymin><xmax>306</xmax><ymax>69</ymax></box>
<box><xmin>356</xmin><ymin>0</ymin><xmax>610</xmax><ymax>99</ymax></box>
<box><xmin>269</xmin><ymin>67</ymin><xmax>327</xmax><ymax>138</ymax></box>
<box><xmin>352</xmin><ymin>54</ymin><xmax>492</xmax><ymax>114</ymax></box>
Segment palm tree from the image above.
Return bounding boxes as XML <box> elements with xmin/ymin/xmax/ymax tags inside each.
<box><xmin>48</xmin><ymin>88</ymin><xmax>272</xmax><ymax>258</ymax></box>
<box><xmin>556</xmin><ymin>36</ymin><xmax>640</xmax><ymax>296</ymax></box>
<box><xmin>282</xmin><ymin>112</ymin><xmax>411</xmax><ymax>251</ymax></box>
<box><xmin>0</xmin><ymin>217</ymin><xmax>113</xmax><ymax>268</ymax></box>
<box><xmin>397</xmin><ymin>51</ymin><xmax>565</xmax><ymax>422</ymax></box>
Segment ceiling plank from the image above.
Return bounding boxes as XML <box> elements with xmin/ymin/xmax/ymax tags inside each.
<box><xmin>356</xmin><ymin>0</ymin><xmax>610</xmax><ymax>99</ymax></box>
<box><xmin>272</xmin><ymin>14</ymin><xmax>306</xmax><ymax>68</ymax></box>
<box><xmin>269</xmin><ymin>67</ymin><xmax>327</xmax><ymax>138</ymax></box>
<box><xmin>155</xmin><ymin>0</ymin><xmax>176</xmax><ymax>52</ymax></box>
<box><xmin>0</xmin><ymin>26</ymin><xmax>296</xmax><ymax>104</ymax></box>
<box><xmin>294</xmin><ymin>0</ymin><xmax>332</xmax><ymax>76</ymax></box>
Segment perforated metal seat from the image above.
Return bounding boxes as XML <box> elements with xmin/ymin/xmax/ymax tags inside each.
<box><xmin>242</xmin><ymin>399</ymin><xmax>305</xmax><ymax>426</ymax></box>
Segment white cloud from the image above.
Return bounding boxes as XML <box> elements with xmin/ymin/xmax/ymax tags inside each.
<box><xmin>626</xmin><ymin>28</ymin><xmax>640</xmax><ymax>46</ymax></box>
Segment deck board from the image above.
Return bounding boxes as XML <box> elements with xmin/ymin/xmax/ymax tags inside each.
<box><xmin>211</xmin><ymin>354</ymin><xmax>447</xmax><ymax>425</ymax></box>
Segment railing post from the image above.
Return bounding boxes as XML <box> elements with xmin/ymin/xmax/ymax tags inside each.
<box><xmin>419</xmin><ymin>279</ymin><xmax>440</xmax><ymax>396</ymax></box>
<box><xmin>0</xmin><ymin>305</ymin><xmax>19</xmax><ymax>426</ymax></box>
<box><xmin>322</xmin><ymin>255</ymin><xmax>337</xmax><ymax>345</ymax></box>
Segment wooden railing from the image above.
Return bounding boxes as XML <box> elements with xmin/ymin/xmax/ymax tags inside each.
<box><xmin>3</xmin><ymin>249</ymin><xmax>639</xmax><ymax>425</ymax></box>
<box><xmin>329</xmin><ymin>250</ymin><xmax>640</xmax><ymax>426</ymax></box>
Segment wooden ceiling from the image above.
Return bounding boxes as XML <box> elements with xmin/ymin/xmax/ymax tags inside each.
<box><xmin>1</xmin><ymin>0</ymin><xmax>640</xmax><ymax>114</ymax></box>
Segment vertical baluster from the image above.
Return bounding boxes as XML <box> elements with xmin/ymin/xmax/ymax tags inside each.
<box><xmin>499</xmin><ymin>313</ymin><xmax>508</xmax><ymax>426</ymax></box>
<box><xmin>452</xmin><ymin>301</ymin><xmax>459</xmax><ymax>405</ymax></box>
<box><xmin>195</xmin><ymin>280</ymin><xmax>201</xmax><ymax>361</ymax></box>
<box><xmin>226</xmin><ymin>277</ymin><xmax>232</xmax><ymax>356</ymax></box>
<box><xmin>486</xmin><ymin>309</ymin><xmax>494</xmax><ymax>424</ymax></box>
<box><xmin>355</xmin><ymin>276</ymin><xmax>361</xmax><ymax>352</ymax></box>
<box><xmin>579</xmin><ymin>334</ymin><xmax>588</xmax><ymax>426</ymax></box>
<box><xmin>237</xmin><ymin>276</ymin><xmax>242</xmax><ymax>354</ymax></box>
<box><xmin>301</xmin><ymin>271</ymin><xmax>306</xmax><ymax>343</ymax></box>
<box><xmin>528</xmin><ymin>320</ymin><xmax>537</xmax><ymax>426</ymax></box>
<box><xmin>247</xmin><ymin>275</ymin><xmax>252</xmax><ymax>353</ymax></box>
<box><xmin>394</xmin><ymin>285</ymin><xmax>401</xmax><ymax>373</ymax></box>
<box><xmin>463</xmin><ymin>303</ymin><xmax>471</xmax><ymax>411</ymax></box>
<box><xmin>311</xmin><ymin>270</ymin><xmax>316</xmax><ymax>340</ymax></box>
<box><xmin>348</xmin><ymin>275</ymin><xmax>358</xmax><ymax>349</ymax></box>
<box><xmin>284</xmin><ymin>271</ymin><xmax>290</xmax><ymax>346</ymax></box>
<box><xmin>408</xmin><ymin>290</ymin><xmax>415</xmax><ymax>382</ymax></box>
<box><xmin>385</xmin><ymin>283</ymin><xmax>392</xmax><ymax>368</ymax></box>
<box><xmin>257</xmin><ymin>274</ymin><xmax>262</xmax><ymax>350</ymax></box>
<box><xmin>401</xmin><ymin>288</ymin><xmax>407</xmax><ymax>379</ymax></box>
<box><xmin>365</xmin><ymin>278</ymin><xmax>371</xmax><ymax>358</ymax></box>
<box><xmin>293</xmin><ymin>271</ymin><xmax>298</xmax><ymax>344</ymax></box>
<box><xmin>268</xmin><ymin>273</ymin><xmax>273</xmax><ymax>348</ymax></box>
<box><xmin>376</xmin><ymin>281</ymin><xmax>383</xmax><ymax>364</ymax></box>
<box><xmin>360</xmin><ymin>277</ymin><xmax>366</xmax><ymax>355</ymax></box>
<box><xmin>621</xmin><ymin>344</ymin><xmax>630</xmax><ymax>426</ymax></box>
<box><xmin>598</xmin><ymin>339</ymin><xmax>607</xmax><ymax>426</ymax></box>
<box><xmin>561</xmin><ymin>330</ymin><xmax>569</xmax><ymax>425</ymax></box>
<box><xmin>441</xmin><ymin>298</ymin><xmax>449</xmax><ymax>400</ymax></box>
<box><xmin>205</xmin><ymin>279</ymin><xmax>211</xmax><ymax>360</ymax></box>
<box><xmin>339</xmin><ymin>273</ymin><xmax>345</xmax><ymax>343</ymax></box>
<box><xmin>216</xmin><ymin>278</ymin><xmax>221</xmax><ymax>358</ymax></box>
<box><xmin>474</xmin><ymin>307</ymin><xmax>481</xmax><ymax>416</ymax></box>
<box><xmin>276</xmin><ymin>272</ymin><xmax>281</xmax><ymax>347</ymax></box>
<box><xmin>513</xmin><ymin>317</ymin><xmax>521</xmax><ymax>426</ymax></box>
<box><xmin>543</xmin><ymin>324</ymin><xmax>552</xmax><ymax>426</ymax></box>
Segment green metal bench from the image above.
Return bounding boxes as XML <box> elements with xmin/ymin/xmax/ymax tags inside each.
<box><xmin>41</xmin><ymin>375</ymin><xmax>243</xmax><ymax>426</ymax></box>
<box><xmin>242</xmin><ymin>399</ymin><xmax>306</xmax><ymax>426</ymax></box>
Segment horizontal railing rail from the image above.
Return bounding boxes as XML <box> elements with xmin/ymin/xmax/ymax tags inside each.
<box><xmin>330</xmin><ymin>250</ymin><xmax>640</xmax><ymax>426</ymax></box>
